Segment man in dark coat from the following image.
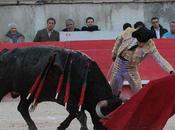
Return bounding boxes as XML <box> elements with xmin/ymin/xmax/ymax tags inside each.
<box><xmin>150</xmin><ymin>17</ymin><xmax>168</xmax><ymax>39</ymax></box>
<box><xmin>33</xmin><ymin>17</ymin><xmax>59</xmax><ymax>42</ymax></box>
<box><xmin>81</xmin><ymin>17</ymin><xmax>99</xmax><ymax>31</ymax></box>
<box><xmin>62</xmin><ymin>19</ymin><xmax>80</xmax><ymax>32</ymax></box>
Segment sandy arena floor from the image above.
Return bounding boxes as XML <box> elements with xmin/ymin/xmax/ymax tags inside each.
<box><xmin>0</xmin><ymin>97</ymin><xmax>174</xmax><ymax>130</ymax></box>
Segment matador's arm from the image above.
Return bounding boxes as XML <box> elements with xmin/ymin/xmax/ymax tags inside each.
<box><xmin>150</xmin><ymin>40</ymin><xmax>174</xmax><ymax>74</ymax></box>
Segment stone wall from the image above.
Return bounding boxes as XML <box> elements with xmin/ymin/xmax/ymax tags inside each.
<box><xmin>0</xmin><ymin>0</ymin><xmax>175</xmax><ymax>4</ymax></box>
<box><xmin>0</xmin><ymin>1</ymin><xmax>174</xmax><ymax>41</ymax></box>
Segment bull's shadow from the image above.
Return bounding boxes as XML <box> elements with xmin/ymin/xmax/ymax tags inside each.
<box><xmin>0</xmin><ymin>46</ymin><xmax>122</xmax><ymax>130</ymax></box>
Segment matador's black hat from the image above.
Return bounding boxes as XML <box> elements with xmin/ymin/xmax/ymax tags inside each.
<box><xmin>132</xmin><ymin>27</ymin><xmax>154</xmax><ymax>43</ymax></box>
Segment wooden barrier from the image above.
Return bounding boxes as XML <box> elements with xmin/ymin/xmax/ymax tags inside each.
<box><xmin>0</xmin><ymin>39</ymin><xmax>174</xmax><ymax>82</ymax></box>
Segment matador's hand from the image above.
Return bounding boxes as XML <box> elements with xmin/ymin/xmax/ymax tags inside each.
<box><xmin>170</xmin><ymin>71</ymin><xmax>174</xmax><ymax>74</ymax></box>
<box><xmin>112</xmin><ymin>54</ymin><xmax>116</xmax><ymax>61</ymax></box>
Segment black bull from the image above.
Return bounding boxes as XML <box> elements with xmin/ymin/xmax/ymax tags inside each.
<box><xmin>0</xmin><ymin>46</ymin><xmax>122</xmax><ymax>130</ymax></box>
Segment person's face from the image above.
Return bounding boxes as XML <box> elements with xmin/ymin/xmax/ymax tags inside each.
<box><xmin>86</xmin><ymin>19</ymin><xmax>94</xmax><ymax>27</ymax></box>
<box><xmin>66</xmin><ymin>21</ymin><xmax>74</xmax><ymax>31</ymax></box>
<box><xmin>47</xmin><ymin>20</ymin><xmax>55</xmax><ymax>31</ymax></box>
<box><xmin>10</xmin><ymin>27</ymin><xmax>17</xmax><ymax>34</ymax></box>
<box><xmin>170</xmin><ymin>22</ymin><xmax>175</xmax><ymax>34</ymax></box>
<box><xmin>151</xmin><ymin>19</ymin><xmax>159</xmax><ymax>29</ymax></box>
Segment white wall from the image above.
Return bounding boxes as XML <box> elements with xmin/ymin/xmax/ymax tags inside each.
<box><xmin>0</xmin><ymin>2</ymin><xmax>174</xmax><ymax>41</ymax></box>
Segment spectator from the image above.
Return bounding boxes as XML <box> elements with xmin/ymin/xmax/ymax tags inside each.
<box><xmin>33</xmin><ymin>17</ymin><xmax>59</xmax><ymax>42</ymax></box>
<box><xmin>81</xmin><ymin>17</ymin><xmax>99</xmax><ymax>31</ymax></box>
<box><xmin>62</xmin><ymin>19</ymin><xmax>80</xmax><ymax>31</ymax></box>
<box><xmin>150</xmin><ymin>17</ymin><xmax>168</xmax><ymax>39</ymax></box>
<box><xmin>5</xmin><ymin>23</ymin><xmax>25</xmax><ymax>43</ymax></box>
<box><xmin>123</xmin><ymin>23</ymin><xmax>132</xmax><ymax>31</ymax></box>
<box><xmin>162</xmin><ymin>21</ymin><xmax>175</xmax><ymax>39</ymax></box>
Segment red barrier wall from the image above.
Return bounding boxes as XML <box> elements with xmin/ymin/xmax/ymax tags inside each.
<box><xmin>0</xmin><ymin>39</ymin><xmax>174</xmax><ymax>81</ymax></box>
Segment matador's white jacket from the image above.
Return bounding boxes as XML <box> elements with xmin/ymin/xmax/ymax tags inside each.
<box><xmin>112</xmin><ymin>27</ymin><xmax>174</xmax><ymax>73</ymax></box>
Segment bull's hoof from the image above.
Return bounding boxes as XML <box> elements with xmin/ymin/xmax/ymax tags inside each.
<box><xmin>80</xmin><ymin>126</ymin><xmax>89</xmax><ymax>130</ymax></box>
<box><xmin>57</xmin><ymin>126</ymin><xmax>66</xmax><ymax>130</ymax></box>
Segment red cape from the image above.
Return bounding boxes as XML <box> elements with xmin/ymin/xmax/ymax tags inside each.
<box><xmin>101</xmin><ymin>74</ymin><xmax>175</xmax><ymax>130</ymax></box>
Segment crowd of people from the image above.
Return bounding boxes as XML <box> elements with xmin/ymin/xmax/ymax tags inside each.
<box><xmin>0</xmin><ymin>16</ymin><xmax>174</xmax><ymax>44</ymax></box>
<box><xmin>150</xmin><ymin>17</ymin><xmax>175</xmax><ymax>39</ymax></box>
<box><xmin>0</xmin><ymin>16</ymin><xmax>99</xmax><ymax>43</ymax></box>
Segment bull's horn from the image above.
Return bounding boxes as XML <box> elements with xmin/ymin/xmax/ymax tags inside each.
<box><xmin>95</xmin><ymin>100</ymin><xmax>108</xmax><ymax>118</ymax></box>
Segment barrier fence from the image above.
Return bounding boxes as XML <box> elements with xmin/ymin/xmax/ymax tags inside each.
<box><xmin>0</xmin><ymin>39</ymin><xmax>174</xmax><ymax>82</ymax></box>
